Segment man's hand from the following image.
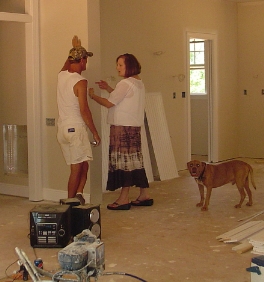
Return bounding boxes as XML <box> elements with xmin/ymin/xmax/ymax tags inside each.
<box><xmin>89</xmin><ymin>88</ymin><xmax>95</xmax><ymax>99</ymax></box>
<box><xmin>72</xmin><ymin>35</ymin><xmax>81</xmax><ymax>48</ymax></box>
<box><xmin>93</xmin><ymin>133</ymin><xmax>101</xmax><ymax>146</ymax></box>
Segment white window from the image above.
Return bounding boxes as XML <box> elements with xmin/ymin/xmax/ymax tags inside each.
<box><xmin>190</xmin><ymin>39</ymin><xmax>206</xmax><ymax>95</ymax></box>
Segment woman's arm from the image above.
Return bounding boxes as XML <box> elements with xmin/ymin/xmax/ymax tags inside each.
<box><xmin>95</xmin><ymin>80</ymin><xmax>114</xmax><ymax>93</ymax></box>
<box><xmin>89</xmin><ymin>88</ymin><xmax>114</xmax><ymax>108</ymax></box>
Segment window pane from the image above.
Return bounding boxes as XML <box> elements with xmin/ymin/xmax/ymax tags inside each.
<box><xmin>190</xmin><ymin>52</ymin><xmax>195</xmax><ymax>64</ymax></box>
<box><xmin>195</xmin><ymin>42</ymin><xmax>204</xmax><ymax>51</ymax></box>
<box><xmin>194</xmin><ymin>51</ymin><xmax>204</xmax><ymax>64</ymax></box>
<box><xmin>190</xmin><ymin>69</ymin><xmax>206</xmax><ymax>94</ymax></box>
<box><xmin>190</xmin><ymin>42</ymin><xmax>195</xmax><ymax>52</ymax></box>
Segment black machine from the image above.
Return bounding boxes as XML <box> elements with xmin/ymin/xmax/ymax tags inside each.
<box><xmin>71</xmin><ymin>204</ymin><xmax>101</xmax><ymax>239</ymax></box>
<box><xmin>30</xmin><ymin>204</ymin><xmax>71</xmax><ymax>248</ymax></box>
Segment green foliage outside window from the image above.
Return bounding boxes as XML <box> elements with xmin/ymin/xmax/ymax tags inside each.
<box><xmin>190</xmin><ymin>69</ymin><xmax>205</xmax><ymax>93</ymax></box>
<box><xmin>190</xmin><ymin>39</ymin><xmax>206</xmax><ymax>95</ymax></box>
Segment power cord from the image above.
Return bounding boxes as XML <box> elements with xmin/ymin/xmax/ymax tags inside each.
<box><xmin>2</xmin><ymin>259</ymin><xmax>23</xmax><ymax>281</ymax></box>
<box><xmin>103</xmin><ymin>271</ymin><xmax>147</xmax><ymax>282</ymax></box>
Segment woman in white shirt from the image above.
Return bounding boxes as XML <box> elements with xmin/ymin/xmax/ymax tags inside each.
<box><xmin>89</xmin><ymin>53</ymin><xmax>153</xmax><ymax>210</ymax></box>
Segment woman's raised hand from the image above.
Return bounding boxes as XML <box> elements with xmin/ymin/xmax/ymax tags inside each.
<box><xmin>95</xmin><ymin>80</ymin><xmax>109</xmax><ymax>90</ymax></box>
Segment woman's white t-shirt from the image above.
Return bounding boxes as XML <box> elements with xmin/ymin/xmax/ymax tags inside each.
<box><xmin>107</xmin><ymin>77</ymin><xmax>145</xmax><ymax>127</ymax></box>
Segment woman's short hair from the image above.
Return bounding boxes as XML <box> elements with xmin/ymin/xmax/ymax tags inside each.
<box><xmin>116</xmin><ymin>53</ymin><xmax>141</xmax><ymax>77</ymax></box>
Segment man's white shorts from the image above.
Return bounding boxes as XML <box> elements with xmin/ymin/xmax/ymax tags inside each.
<box><xmin>57</xmin><ymin>123</ymin><xmax>93</xmax><ymax>165</ymax></box>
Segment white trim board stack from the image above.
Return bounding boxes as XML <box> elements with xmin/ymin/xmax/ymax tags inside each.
<box><xmin>249</xmin><ymin>230</ymin><xmax>264</xmax><ymax>255</ymax></box>
<box><xmin>216</xmin><ymin>221</ymin><xmax>264</xmax><ymax>243</ymax></box>
<box><xmin>216</xmin><ymin>220</ymin><xmax>264</xmax><ymax>254</ymax></box>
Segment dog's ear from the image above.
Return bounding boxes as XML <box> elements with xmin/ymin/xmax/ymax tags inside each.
<box><xmin>201</xmin><ymin>162</ymin><xmax>206</xmax><ymax>168</ymax></box>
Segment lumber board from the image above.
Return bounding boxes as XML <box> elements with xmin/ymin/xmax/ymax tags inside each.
<box><xmin>249</xmin><ymin>229</ymin><xmax>264</xmax><ymax>242</ymax></box>
<box><xmin>216</xmin><ymin>221</ymin><xmax>262</xmax><ymax>241</ymax></box>
<box><xmin>249</xmin><ymin>229</ymin><xmax>264</xmax><ymax>246</ymax></box>
<box><xmin>232</xmin><ymin>242</ymin><xmax>253</xmax><ymax>254</ymax></box>
<box><xmin>238</xmin><ymin>210</ymin><xmax>264</xmax><ymax>222</ymax></box>
<box><xmin>252</xmin><ymin>249</ymin><xmax>264</xmax><ymax>255</ymax></box>
<box><xmin>224</xmin><ymin>222</ymin><xmax>264</xmax><ymax>243</ymax></box>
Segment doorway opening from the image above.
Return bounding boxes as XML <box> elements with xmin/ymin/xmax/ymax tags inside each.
<box><xmin>187</xmin><ymin>32</ymin><xmax>218</xmax><ymax>163</ymax></box>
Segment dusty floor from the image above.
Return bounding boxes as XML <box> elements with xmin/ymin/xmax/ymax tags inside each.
<box><xmin>1</xmin><ymin>158</ymin><xmax>264</xmax><ymax>282</ymax></box>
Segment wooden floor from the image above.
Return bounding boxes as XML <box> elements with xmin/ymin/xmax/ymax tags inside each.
<box><xmin>1</xmin><ymin>158</ymin><xmax>264</xmax><ymax>282</ymax></box>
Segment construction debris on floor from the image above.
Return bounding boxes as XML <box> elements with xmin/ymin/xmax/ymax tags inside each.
<box><xmin>217</xmin><ymin>210</ymin><xmax>264</xmax><ymax>255</ymax></box>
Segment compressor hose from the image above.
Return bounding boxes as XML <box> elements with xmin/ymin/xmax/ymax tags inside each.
<box><xmin>103</xmin><ymin>271</ymin><xmax>147</xmax><ymax>282</ymax></box>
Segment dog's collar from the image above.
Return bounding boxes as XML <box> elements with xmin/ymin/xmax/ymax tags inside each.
<box><xmin>197</xmin><ymin>163</ymin><xmax>206</xmax><ymax>181</ymax></box>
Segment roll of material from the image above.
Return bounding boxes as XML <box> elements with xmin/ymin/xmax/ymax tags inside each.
<box><xmin>232</xmin><ymin>242</ymin><xmax>253</xmax><ymax>254</ymax></box>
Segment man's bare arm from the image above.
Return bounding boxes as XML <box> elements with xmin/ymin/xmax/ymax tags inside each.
<box><xmin>74</xmin><ymin>80</ymin><xmax>101</xmax><ymax>145</ymax></box>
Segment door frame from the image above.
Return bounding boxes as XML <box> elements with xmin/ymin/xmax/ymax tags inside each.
<box><xmin>186</xmin><ymin>32</ymin><xmax>218</xmax><ymax>163</ymax></box>
<box><xmin>0</xmin><ymin>0</ymin><xmax>43</xmax><ymax>201</ymax></box>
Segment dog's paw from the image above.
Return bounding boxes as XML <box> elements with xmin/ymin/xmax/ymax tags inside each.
<box><xmin>234</xmin><ymin>204</ymin><xmax>242</xmax><ymax>208</ymax></box>
<box><xmin>201</xmin><ymin>206</ymin><xmax>208</xmax><ymax>211</ymax></box>
<box><xmin>196</xmin><ymin>203</ymin><xmax>203</xmax><ymax>207</ymax></box>
<box><xmin>246</xmin><ymin>202</ymin><xmax>253</xmax><ymax>206</ymax></box>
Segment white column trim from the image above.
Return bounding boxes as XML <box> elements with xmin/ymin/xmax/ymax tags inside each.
<box><xmin>25</xmin><ymin>0</ymin><xmax>43</xmax><ymax>201</ymax></box>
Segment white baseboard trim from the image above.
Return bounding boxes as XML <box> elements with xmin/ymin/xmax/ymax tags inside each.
<box><xmin>0</xmin><ymin>183</ymin><xmax>29</xmax><ymax>198</ymax></box>
<box><xmin>0</xmin><ymin>183</ymin><xmax>91</xmax><ymax>204</ymax></box>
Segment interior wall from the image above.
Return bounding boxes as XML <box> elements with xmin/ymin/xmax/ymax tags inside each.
<box><xmin>99</xmin><ymin>0</ymin><xmax>239</xmax><ymax>170</ymax></box>
<box><xmin>0</xmin><ymin>21</ymin><xmax>28</xmax><ymax>186</ymax></box>
<box><xmin>39</xmin><ymin>0</ymin><xmax>93</xmax><ymax>197</ymax></box>
<box><xmin>215</xmin><ymin>2</ymin><xmax>239</xmax><ymax>161</ymax></box>
<box><xmin>238</xmin><ymin>2</ymin><xmax>264</xmax><ymax>158</ymax></box>
<box><xmin>0</xmin><ymin>0</ymin><xmax>25</xmax><ymax>13</ymax></box>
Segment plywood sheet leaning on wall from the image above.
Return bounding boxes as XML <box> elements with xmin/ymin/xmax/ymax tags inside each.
<box><xmin>141</xmin><ymin>124</ymin><xmax>154</xmax><ymax>183</ymax></box>
<box><xmin>145</xmin><ymin>92</ymin><xmax>179</xmax><ymax>180</ymax></box>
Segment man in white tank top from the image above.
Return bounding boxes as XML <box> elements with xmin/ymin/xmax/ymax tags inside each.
<box><xmin>57</xmin><ymin>36</ymin><xmax>101</xmax><ymax>204</ymax></box>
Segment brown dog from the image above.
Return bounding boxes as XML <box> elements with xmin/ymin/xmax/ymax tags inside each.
<box><xmin>187</xmin><ymin>160</ymin><xmax>256</xmax><ymax>211</ymax></box>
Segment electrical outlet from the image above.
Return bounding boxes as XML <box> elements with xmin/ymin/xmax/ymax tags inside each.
<box><xmin>46</xmin><ymin>118</ymin><xmax>55</xmax><ymax>126</ymax></box>
<box><xmin>182</xmin><ymin>92</ymin><xmax>185</xmax><ymax>98</ymax></box>
<box><xmin>173</xmin><ymin>92</ymin><xmax>176</xmax><ymax>99</ymax></box>
<box><xmin>262</xmin><ymin>89</ymin><xmax>264</xmax><ymax>95</ymax></box>
<box><xmin>244</xmin><ymin>90</ymin><xmax>247</xmax><ymax>95</ymax></box>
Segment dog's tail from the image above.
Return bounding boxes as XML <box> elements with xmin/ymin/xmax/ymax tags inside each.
<box><xmin>249</xmin><ymin>165</ymin><xmax>257</xmax><ymax>190</ymax></box>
